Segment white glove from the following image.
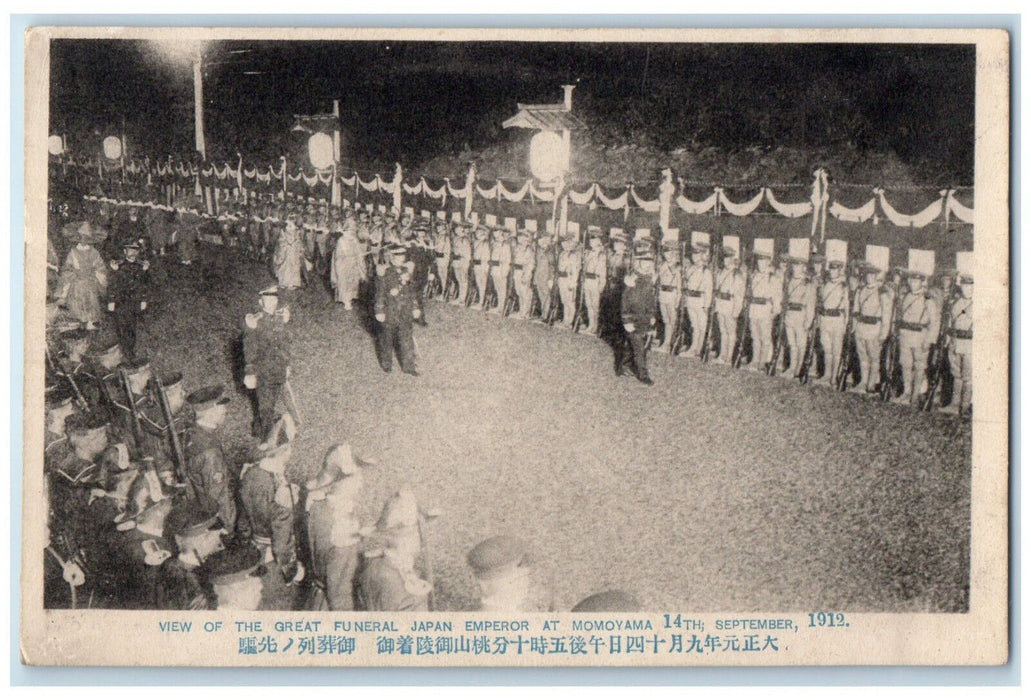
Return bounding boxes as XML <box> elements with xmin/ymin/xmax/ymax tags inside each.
<box><xmin>285</xmin><ymin>365</ymin><xmax>291</xmax><ymax>379</ymax></box>
<box><xmin>281</xmin><ymin>307</ymin><xmax>291</xmax><ymax>324</ymax></box>
<box><xmin>63</xmin><ymin>561</ymin><xmax>85</xmax><ymax>587</ymax></box>
<box><xmin>140</xmin><ymin>301</ymin><xmax>147</xmax><ymax>311</ymax></box>
<box><xmin>107</xmin><ymin>302</ymin><xmax>115</xmax><ymax>312</ymax></box>
<box><xmin>624</xmin><ymin>323</ymin><xmax>636</xmax><ymax>333</ymax></box>
<box><xmin>375</xmin><ymin>313</ymin><xmax>386</xmax><ymax>323</ymax></box>
<box><xmin>244</xmin><ymin>375</ymin><xmax>257</xmax><ymax>389</ymax></box>
<box><xmin>292</xmin><ymin>560</ymin><xmax>306</xmax><ymax>584</ymax></box>
<box><xmin>141</xmin><ymin>260</ymin><xmax>150</xmax><ymax>271</ymax></box>
<box><xmin>413</xmin><ymin>308</ymin><xmax>422</xmax><ymax>319</ymax></box>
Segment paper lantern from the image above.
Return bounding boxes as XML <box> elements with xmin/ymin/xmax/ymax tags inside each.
<box><xmin>48</xmin><ymin>135</ymin><xmax>64</xmax><ymax>156</ymax></box>
<box><xmin>307</xmin><ymin>132</ymin><xmax>335</xmax><ymax>170</ymax></box>
<box><xmin>528</xmin><ymin>131</ymin><xmax>568</xmax><ymax>182</ymax></box>
<box><xmin>102</xmin><ymin>136</ymin><xmax>122</xmax><ymax>160</ymax></box>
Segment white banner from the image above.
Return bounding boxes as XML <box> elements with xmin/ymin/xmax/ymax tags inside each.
<box><xmin>630</xmin><ymin>185</ymin><xmax>661</xmax><ymax>212</ymax></box>
<box><xmin>676</xmin><ymin>190</ymin><xmax>718</xmax><ymax>215</ymax></box>
<box><xmin>828</xmin><ymin>198</ymin><xmax>877</xmax><ymax>223</ymax></box>
<box><xmin>765</xmin><ymin>188</ymin><xmax>813</xmax><ymax>218</ymax></box>
<box><xmin>875</xmin><ymin>188</ymin><xmax>944</xmax><ymax>228</ymax></box>
<box><xmin>717</xmin><ymin>188</ymin><xmax>765</xmax><ymax>217</ymax></box>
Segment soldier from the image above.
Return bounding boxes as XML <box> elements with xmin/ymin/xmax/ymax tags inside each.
<box><xmin>941</xmin><ymin>251</ymin><xmax>973</xmax><ymax>415</ymax></box>
<box><xmin>487</xmin><ymin>227</ymin><xmax>513</xmax><ymax>314</ymax></box>
<box><xmin>54</xmin><ymin>328</ymin><xmax>98</xmax><ymax>406</ymax></box>
<box><xmin>450</xmin><ymin>223</ymin><xmax>472</xmax><ymax>306</ymax></box>
<box><xmin>467</xmin><ymin>535</ymin><xmax>536</xmax><ymax>612</ymax></box>
<box><xmin>157</xmin><ymin>502</ymin><xmax>224</xmax><ymax>610</ymax></box>
<box><xmin>679</xmin><ymin>231</ymin><xmax>714</xmax><ymax>358</ymax></box>
<box><xmin>602</xmin><ymin>230</ymin><xmax>630</xmax><ymax>338</ymax></box>
<box><xmin>580</xmin><ymin>226</ymin><xmax>608</xmax><ymax>334</ymax></box>
<box><xmin>106</xmin><ymin>240</ymin><xmax>151</xmax><ymax>360</ymax></box>
<box><xmin>555</xmin><ymin>229</ymin><xmax>582</xmax><ymax>328</ymax></box>
<box><xmin>135</xmin><ymin>370</ymin><xmax>188</xmax><ymax>485</ymax></box>
<box><xmin>407</xmin><ymin>224</ymin><xmax>434</xmax><ymax>325</ymax></box>
<box><xmin>237</xmin><ymin>432</ymin><xmax>304</xmax><ymax>610</ymax></box>
<box><xmin>373</xmin><ymin>244</ymin><xmax>421</xmax><ymax>376</ymax></box>
<box><xmin>510</xmin><ymin>227</ymin><xmax>537</xmax><ymax>319</ymax></box>
<box><xmin>654</xmin><ymin>235</ymin><xmax>682</xmax><ymax>352</ymax></box>
<box><xmin>817</xmin><ymin>240</ymin><xmax>850</xmax><ymax>388</ymax></box>
<box><xmin>470</xmin><ymin>225</ymin><xmax>491</xmax><ymax>307</ymax></box>
<box><xmin>894</xmin><ymin>249</ymin><xmax>941</xmax><ymax>406</ymax></box>
<box><xmin>44</xmin><ymin>386</ymin><xmax>78</xmax><ymax>470</ymax></box>
<box><xmin>617</xmin><ymin>238</ymin><xmax>659</xmax><ymax>385</ymax></box>
<box><xmin>243</xmin><ymin>285</ymin><xmax>292</xmax><ymax>439</ymax></box>
<box><xmin>204</xmin><ymin>542</ymin><xmax>266</xmax><ymax>611</ymax></box>
<box><xmin>354</xmin><ymin>489</ymin><xmax>432</xmax><ymax>612</ymax></box>
<box><xmin>532</xmin><ymin>230</ymin><xmax>557</xmax><ymax>322</ymax></box>
<box><xmin>743</xmin><ymin>238</ymin><xmax>782</xmax><ymax>372</ymax></box>
<box><xmin>102</xmin><ymin>356</ymin><xmax>154</xmax><ymax>459</ymax></box>
<box><xmin>183</xmin><ymin>385</ymin><xmax>237</xmax><ymax>533</ymax></box>
<box><xmin>305</xmin><ymin>442</ymin><xmax>372</xmax><ymax>611</ymax></box>
<box><xmin>571</xmin><ymin>589</ymin><xmax>643</xmax><ymax>612</ymax></box>
<box><xmin>851</xmin><ymin>245</ymin><xmax>893</xmax><ymax>395</ymax></box>
<box><xmin>781</xmin><ymin>238</ymin><xmax>817</xmax><ymax>378</ymax></box>
<box><xmin>713</xmin><ymin>236</ymin><xmax>747</xmax><ymax>365</ymax></box>
<box><xmin>110</xmin><ymin>469</ymin><xmax>175</xmax><ymax>608</ymax></box>
<box><xmin>56</xmin><ymin>221</ymin><xmax>108</xmax><ymax>329</ymax></box>
<box><xmin>430</xmin><ymin>219</ymin><xmax>453</xmax><ymax>300</ymax></box>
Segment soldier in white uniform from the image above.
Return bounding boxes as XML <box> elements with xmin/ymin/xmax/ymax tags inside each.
<box><xmin>486</xmin><ymin>227</ymin><xmax>513</xmax><ymax>314</ymax></box>
<box><xmin>580</xmin><ymin>226</ymin><xmax>608</xmax><ymax>334</ymax></box>
<box><xmin>713</xmin><ymin>236</ymin><xmax>746</xmax><ymax>365</ymax></box>
<box><xmin>556</xmin><ymin>228</ymin><xmax>582</xmax><ymax>329</ymax></box>
<box><xmin>851</xmin><ymin>245</ymin><xmax>893</xmax><ymax>396</ymax></box>
<box><xmin>781</xmin><ymin>238</ymin><xmax>816</xmax><ymax>378</ymax></box>
<box><xmin>449</xmin><ymin>223</ymin><xmax>472</xmax><ymax>306</ymax></box>
<box><xmin>511</xmin><ymin>226</ymin><xmax>537</xmax><ymax>319</ymax></box>
<box><xmin>679</xmin><ymin>231</ymin><xmax>714</xmax><ymax>359</ymax></box>
<box><xmin>654</xmin><ymin>234</ymin><xmax>682</xmax><ymax>352</ymax></box>
<box><xmin>817</xmin><ymin>239</ymin><xmax>850</xmax><ymax>388</ymax></box>
<box><xmin>941</xmin><ymin>250</ymin><xmax>973</xmax><ymax>415</ymax></box>
<box><xmin>743</xmin><ymin>238</ymin><xmax>782</xmax><ymax>372</ymax></box>
<box><xmin>430</xmin><ymin>219</ymin><xmax>452</xmax><ymax>299</ymax></box>
<box><xmin>893</xmin><ymin>249</ymin><xmax>941</xmax><ymax>406</ymax></box>
<box><xmin>470</xmin><ymin>225</ymin><xmax>491</xmax><ymax>307</ymax></box>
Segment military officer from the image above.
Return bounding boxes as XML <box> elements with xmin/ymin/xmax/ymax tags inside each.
<box><xmin>182</xmin><ymin>385</ymin><xmax>237</xmax><ymax>533</ymax></box>
<box><xmin>817</xmin><ymin>240</ymin><xmax>850</xmax><ymax>388</ymax></box>
<box><xmin>851</xmin><ymin>245</ymin><xmax>894</xmax><ymax>395</ymax></box>
<box><xmin>237</xmin><ymin>434</ymin><xmax>304</xmax><ymax>610</ymax></box>
<box><xmin>581</xmin><ymin>226</ymin><xmax>608</xmax><ymax>334</ymax></box>
<box><xmin>654</xmin><ymin>235</ymin><xmax>682</xmax><ymax>352</ymax></box>
<box><xmin>941</xmin><ymin>251</ymin><xmax>973</xmax><ymax>415</ymax></box>
<box><xmin>450</xmin><ymin>222</ymin><xmax>473</xmax><ymax>306</ymax></box>
<box><xmin>781</xmin><ymin>238</ymin><xmax>817</xmax><ymax>378</ymax></box>
<box><xmin>305</xmin><ymin>442</ymin><xmax>373</xmax><ymax>611</ymax></box>
<box><xmin>157</xmin><ymin>501</ymin><xmax>224</xmax><ymax>610</ymax></box>
<box><xmin>354</xmin><ymin>489</ymin><xmax>432</xmax><ymax>612</ymax></box>
<box><xmin>204</xmin><ymin>541</ymin><xmax>266</xmax><ymax>611</ymax></box>
<box><xmin>467</xmin><ymin>535</ymin><xmax>536</xmax><ymax>612</ymax></box>
<box><xmin>741</xmin><ymin>238</ymin><xmax>782</xmax><ymax>371</ymax></box>
<box><xmin>894</xmin><ymin>249</ymin><xmax>941</xmax><ymax>406</ymax></box>
<box><xmin>243</xmin><ymin>285</ymin><xmax>292</xmax><ymax>439</ymax></box>
<box><xmin>374</xmin><ymin>244</ymin><xmax>421</xmax><ymax>375</ymax></box>
<box><xmin>486</xmin><ymin>227</ymin><xmax>513</xmax><ymax>314</ymax></box>
<box><xmin>533</xmin><ymin>231</ymin><xmax>557</xmax><ymax>322</ymax></box>
<box><xmin>679</xmin><ymin>231</ymin><xmax>715</xmax><ymax>358</ymax></box>
<box><xmin>407</xmin><ymin>223</ymin><xmax>434</xmax><ymax>325</ymax></box>
<box><xmin>511</xmin><ymin>227</ymin><xmax>537</xmax><ymax>319</ymax></box>
<box><xmin>618</xmin><ymin>238</ymin><xmax>659</xmax><ymax>385</ymax></box>
<box><xmin>601</xmin><ymin>230</ymin><xmax>630</xmax><ymax>339</ymax></box>
<box><xmin>713</xmin><ymin>237</ymin><xmax>747</xmax><ymax>365</ymax></box>
<box><xmin>556</xmin><ymin>228</ymin><xmax>582</xmax><ymax>328</ymax></box>
<box><xmin>106</xmin><ymin>239</ymin><xmax>151</xmax><ymax>360</ymax></box>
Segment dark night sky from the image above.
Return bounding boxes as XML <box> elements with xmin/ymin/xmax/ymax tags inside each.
<box><xmin>49</xmin><ymin>39</ymin><xmax>976</xmax><ymax>184</ymax></box>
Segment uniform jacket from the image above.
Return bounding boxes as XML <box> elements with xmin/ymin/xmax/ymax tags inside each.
<box><xmin>373</xmin><ymin>264</ymin><xmax>417</xmax><ymax>326</ymax></box>
<box><xmin>355</xmin><ymin>551</ymin><xmax>430</xmax><ymax>612</ymax></box>
<box><xmin>238</xmin><ymin>464</ymin><xmax>297</xmax><ymax>574</ymax></box>
<box><xmin>243</xmin><ymin>310</ymin><xmax>290</xmax><ymax>382</ymax></box>
<box><xmin>184</xmin><ymin>424</ymin><xmax>237</xmax><ymax>531</ymax></box>
<box><xmin>107</xmin><ymin>258</ymin><xmax>150</xmax><ymax>312</ymax></box>
<box><xmin>621</xmin><ymin>272</ymin><xmax>658</xmax><ymax>329</ymax></box>
<box><xmin>307</xmin><ymin>496</ymin><xmax>361</xmax><ymax>610</ymax></box>
<box><xmin>715</xmin><ymin>268</ymin><xmax>747</xmax><ymax>318</ymax></box>
<box><xmin>682</xmin><ymin>262</ymin><xmax>714</xmax><ymax>307</ymax></box>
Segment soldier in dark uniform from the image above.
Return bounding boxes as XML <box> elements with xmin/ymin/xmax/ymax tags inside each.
<box><xmin>106</xmin><ymin>240</ymin><xmax>151</xmax><ymax>360</ymax></box>
<box><xmin>373</xmin><ymin>244</ymin><xmax>421</xmax><ymax>375</ymax></box>
<box><xmin>407</xmin><ymin>224</ymin><xmax>434</xmax><ymax>326</ymax></box>
<box><xmin>156</xmin><ymin>501</ymin><xmax>225</xmax><ymax>610</ymax></box>
<box><xmin>135</xmin><ymin>371</ymin><xmax>189</xmax><ymax>485</ymax></box>
<box><xmin>204</xmin><ymin>542</ymin><xmax>266</xmax><ymax>611</ymax></box>
<box><xmin>111</xmin><ymin>471</ymin><xmax>176</xmax><ymax>608</ymax></box>
<box><xmin>355</xmin><ymin>489</ymin><xmax>432</xmax><ymax>612</ymax></box>
<box><xmin>617</xmin><ymin>240</ymin><xmax>659</xmax><ymax>385</ymax></box>
<box><xmin>182</xmin><ymin>385</ymin><xmax>237</xmax><ymax>534</ymax></box>
<box><xmin>237</xmin><ymin>435</ymin><xmax>304</xmax><ymax>610</ymax></box>
<box><xmin>601</xmin><ymin>230</ymin><xmax>629</xmax><ymax>339</ymax></box>
<box><xmin>102</xmin><ymin>356</ymin><xmax>153</xmax><ymax>460</ymax></box>
<box><xmin>243</xmin><ymin>286</ymin><xmax>292</xmax><ymax>439</ymax></box>
<box><xmin>305</xmin><ymin>442</ymin><xmax>372</xmax><ymax>611</ymax></box>
<box><xmin>44</xmin><ymin>386</ymin><xmax>77</xmax><ymax>469</ymax></box>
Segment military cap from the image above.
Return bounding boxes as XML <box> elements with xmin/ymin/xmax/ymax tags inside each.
<box><xmin>46</xmin><ymin>384</ymin><xmax>76</xmax><ymax>412</ymax></box>
<box><xmin>571</xmin><ymin>590</ymin><xmax>643</xmax><ymax>612</ymax></box>
<box><xmin>305</xmin><ymin>442</ymin><xmax>373</xmax><ymax>492</ymax></box>
<box><xmin>375</xmin><ymin>489</ymin><xmax>420</xmax><ymax>532</ymax></box>
<box><xmin>633</xmin><ymin>239</ymin><xmax>655</xmax><ymax>260</ymax></box>
<box><xmin>467</xmin><ymin>535</ymin><xmax>532</xmax><ymax>580</ymax></box>
<box><xmin>166</xmin><ymin>501</ymin><xmax>222</xmax><ymax>540</ymax></box>
<box><xmin>207</xmin><ymin>543</ymin><xmax>265</xmax><ymax>586</ymax></box>
<box><xmin>123</xmin><ymin>355</ymin><xmax>151</xmax><ymax>374</ymax></box>
<box><xmin>245</xmin><ymin>438</ymin><xmax>292</xmax><ymax>467</ymax></box>
<box><xmin>91</xmin><ymin>341</ymin><xmax>123</xmax><ymax>366</ymax></box>
<box><xmin>690</xmin><ymin>231</ymin><xmax>711</xmax><ymax>252</ymax></box>
<box><xmin>65</xmin><ymin>408</ymin><xmax>109</xmax><ymax>436</ymax></box>
<box><xmin>824</xmin><ymin>239</ymin><xmax>848</xmax><ymax>269</ymax></box>
<box><xmin>258</xmin><ymin>284</ymin><xmax>279</xmax><ymax>297</ymax></box>
<box><xmin>752</xmin><ymin>238</ymin><xmax>775</xmax><ymax>260</ymax></box>
<box><xmin>863</xmin><ymin>245</ymin><xmax>890</xmax><ymax>273</ymax></box>
<box><xmin>903</xmin><ymin>249</ymin><xmax>936</xmax><ymax>279</ymax></box>
<box><xmin>158</xmin><ymin>371</ymin><xmax>184</xmax><ymax>390</ymax></box>
<box><xmin>59</xmin><ymin>328</ymin><xmax>90</xmax><ymax>345</ymax></box>
<box><xmin>186</xmin><ymin>385</ymin><xmax>230</xmax><ymax>412</ymax></box>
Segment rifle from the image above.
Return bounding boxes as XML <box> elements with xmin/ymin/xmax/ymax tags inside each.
<box><xmin>118</xmin><ymin>368</ymin><xmax>146</xmax><ymax>457</ymax></box>
<box><xmin>767</xmin><ymin>262</ymin><xmax>792</xmax><ymax>376</ymax></box>
<box><xmin>880</xmin><ymin>282</ymin><xmax>902</xmax><ymax>401</ymax></box>
<box><xmin>545</xmin><ymin>240</ymin><xmax>562</xmax><ymax>326</ymax></box>
<box><xmin>45</xmin><ymin>345</ymin><xmax>89</xmax><ymax>411</ymax></box>
<box><xmin>502</xmin><ymin>264</ymin><xmax>517</xmax><ymax>317</ymax></box>
<box><xmin>798</xmin><ymin>317</ymin><xmax>820</xmax><ymax>385</ymax></box>
<box><xmin>668</xmin><ymin>241</ymin><xmax>687</xmax><ymax>355</ymax></box>
<box><xmin>571</xmin><ymin>233</ymin><xmax>588</xmax><ymax>332</ymax></box>
<box><xmin>835</xmin><ymin>311</ymin><xmax>855</xmax><ymax>391</ymax></box>
<box><xmin>150</xmin><ymin>373</ymin><xmax>194</xmax><ymax>499</ymax></box>
<box><xmin>733</xmin><ymin>271</ymin><xmax>751</xmax><ymax>369</ymax></box>
<box><xmin>699</xmin><ymin>244</ymin><xmax>721</xmax><ymax>363</ymax></box>
<box><xmin>922</xmin><ymin>281</ymin><xmax>955</xmax><ymax>411</ymax></box>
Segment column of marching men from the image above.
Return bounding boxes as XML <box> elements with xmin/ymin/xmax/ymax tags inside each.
<box><xmin>42</xmin><ymin>186</ymin><xmax>973</xmax><ymax>613</ymax></box>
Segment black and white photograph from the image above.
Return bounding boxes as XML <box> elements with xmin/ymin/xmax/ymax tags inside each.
<box><xmin>20</xmin><ymin>25</ymin><xmax>1009</xmax><ymax>667</ymax></box>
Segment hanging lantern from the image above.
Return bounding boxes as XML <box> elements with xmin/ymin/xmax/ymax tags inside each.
<box><xmin>528</xmin><ymin>130</ymin><xmax>568</xmax><ymax>183</ymax></box>
<box><xmin>102</xmin><ymin>135</ymin><xmax>123</xmax><ymax>160</ymax></box>
<box><xmin>307</xmin><ymin>132</ymin><xmax>335</xmax><ymax>170</ymax></box>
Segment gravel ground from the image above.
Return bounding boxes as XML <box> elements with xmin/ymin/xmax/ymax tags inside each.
<box><xmin>136</xmin><ymin>245</ymin><xmax>971</xmax><ymax>613</ymax></box>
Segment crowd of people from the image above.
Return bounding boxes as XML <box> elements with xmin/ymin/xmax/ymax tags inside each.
<box><xmin>41</xmin><ymin>182</ymin><xmax>973</xmax><ymax>613</ymax></box>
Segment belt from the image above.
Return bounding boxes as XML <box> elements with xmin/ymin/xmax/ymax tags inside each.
<box><xmin>819</xmin><ymin>309</ymin><xmax>843</xmax><ymax>317</ymax></box>
<box><xmin>856</xmin><ymin>314</ymin><xmax>880</xmax><ymax>325</ymax></box>
<box><xmin>452</xmin><ymin>255</ymin><xmax>464</xmax><ymax>260</ymax></box>
<box><xmin>472</xmin><ymin>258</ymin><xmax>483</xmax><ymax>264</ymax></box>
<box><xmin>716</xmin><ymin>292</ymin><xmax>733</xmax><ymax>301</ymax></box>
<box><xmin>558</xmin><ymin>272</ymin><xmax>570</xmax><ymax>278</ymax></box>
<box><xmin>686</xmin><ymin>289</ymin><xmax>704</xmax><ymax>297</ymax></box>
<box><xmin>660</xmin><ymin>285</ymin><xmax>676</xmax><ymax>292</ymax></box>
<box><xmin>787</xmin><ymin>302</ymin><xmax>804</xmax><ymax>311</ymax></box>
<box><xmin>748</xmin><ymin>297</ymin><xmax>770</xmax><ymax>305</ymax></box>
<box><xmin>434</xmin><ymin>252</ymin><xmax>446</xmax><ymax>258</ymax></box>
<box><xmin>512</xmin><ymin>264</ymin><xmax>524</xmax><ymax>270</ymax></box>
<box><xmin>899</xmin><ymin>321</ymin><xmax>927</xmax><ymax>332</ymax></box>
<box><xmin>489</xmin><ymin>260</ymin><xmax>501</xmax><ymax>267</ymax></box>
<box><xmin>949</xmin><ymin>328</ymin><xmax>973</xmax><ymax>339</ymax></box>
<box><xmin>585</xmin><ymin>273</ymin><xmax>599</xmax><ymax>280</ymax></box>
